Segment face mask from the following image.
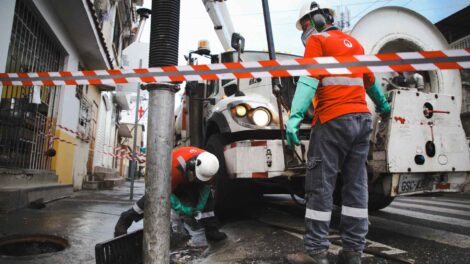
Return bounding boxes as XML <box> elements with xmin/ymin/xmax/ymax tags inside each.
<box><xmin>301</xmin><ymin>26</ymin><xmax>317</xmax><ymax>46</ymax></box>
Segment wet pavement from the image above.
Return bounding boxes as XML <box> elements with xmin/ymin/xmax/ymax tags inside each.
<box><xmin>0</xmin><ymin>181</ymin><xmax>145</xmax><ymax>264</ymax></box>
<box><xmin>1</xmin><ymin>180</ymin><xmax>469</xmax><ymax>264</ymax></box>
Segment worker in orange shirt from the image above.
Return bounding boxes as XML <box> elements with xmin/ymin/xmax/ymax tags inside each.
<box><xmin>114</xmin><ymin>147</ymin><xmax>227</xmax><ymax>247</ymax></box>
<box><xmin>286</xmin><ymin>1</ymin><xmax>390</xmax><ymax>264</ymax></box>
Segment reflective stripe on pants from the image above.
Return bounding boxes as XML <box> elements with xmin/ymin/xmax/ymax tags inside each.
<box><xmin>304</xmin><ymin>113</ymin><xmax>372</xmax><ymax>254</ymax></box>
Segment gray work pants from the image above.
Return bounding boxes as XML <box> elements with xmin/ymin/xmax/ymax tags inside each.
<box><xmin>304</xmin><ymin>113</ymin><xmax>372</xmax><ymax>254</ymax></box>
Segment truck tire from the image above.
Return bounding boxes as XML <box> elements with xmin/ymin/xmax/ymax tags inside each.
<box><xmin>368</xmin><ymin>192</ymin><xmax>395</xmax><ymax>211</ymax></box>
<box><xmin>204</xmin><ymin>134</ymin><xmax>238</xmax><ymax>217</ymax></box>
<box><xmin>205</xmin><ymin>134</ymin><xmax>260</xmax><ymax>217</ymax></box>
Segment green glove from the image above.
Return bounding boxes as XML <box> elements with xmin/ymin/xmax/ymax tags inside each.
<box><xmin>286</xmin><ymin>76</ymin><xmax>319</xmax><ymax>146</ymax></box>
<box><xmin>366</xmin><ymin>81</ymin><xmax>390</xmax><ymax>114</ymax></box>
<box><xmin>196</xmin><ymin>185</ymin><xmax>211</xmax><ymax>211</ymax></box>
<box><xmin>170</xmin><ymin>194</ymin><xmax>195</xmax><ymax>216</ymax></box>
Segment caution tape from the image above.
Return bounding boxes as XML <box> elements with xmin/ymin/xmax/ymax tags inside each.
<box><xmin>49</xmin><ymin>125</ymin><xmax>146</xmax><ymax>162</ymax></box>
<box><xmin>49</xmin><ymin>135</ymin><xmax>145</xmax><ymax>162</ymax></box>
<box><xmin>57</xmin><ymin>124</ymin><xmax>87</xmax><ymax>139</ymax></box>
<box><xmin>54</xmin><ymin>124</ymin><xmax>146</xmax><ymax>158</ymax></box>
<box><xmin>1</xmin><ymin>49</ymin><xmax>469</xmax><ymax>86</ymax></box>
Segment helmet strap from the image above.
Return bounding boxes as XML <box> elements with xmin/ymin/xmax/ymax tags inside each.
<box><xmin>185</xmin><ymin>157</ymin><xmax>198</xmax><ymax>182</ymax></box>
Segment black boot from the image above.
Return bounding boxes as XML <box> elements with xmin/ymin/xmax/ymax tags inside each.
<box><xmin>114</xmin><ymin>209</ymin><xmax>140</xmax><ymax>237</ymax></box>
<box><xmin>205</xmin><ymin>226</ymin><xmax>227</xmax><ymax>242</ymax></box>
<box><xmin>337</xmin><ymin>250</ymin><xmax>362</xmax><ymax>264</ymax></box>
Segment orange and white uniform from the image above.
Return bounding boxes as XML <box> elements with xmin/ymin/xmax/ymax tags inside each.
<box><xmin>304</xmin><ymin>29</ymin><xmax>376</xmax><ymax>125</ymax></box>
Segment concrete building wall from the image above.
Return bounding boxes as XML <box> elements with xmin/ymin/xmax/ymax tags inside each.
<box><xmin>72</xmin><ymin>85</ymin><xmax>101</xmax><ymax>190</ymax></box>
<box><xmin>93</xmin><ymin>92</ymin><xmax>119</xmax><ymax>171</ymax></box>
<box><xmin>32</xmin><ymin>0</ymin><xmax>82</xmax><ymax>186</ymax></box>
<box><xmin>0</xmin><ymin>1</ymin><xmax>15</xmax><ymax>104</ymax></box>
<box><xmin>0</xmin><ymin>1</ymin><xmax>15</xmax><ymax>73</ymax></box>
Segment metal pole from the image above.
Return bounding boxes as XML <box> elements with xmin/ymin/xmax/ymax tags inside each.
<box><xmin>129</xmin><ymin>59</ymin><xmax>142</xmax><ymax>201</ymax></box>
<box><xmin>261</xmin><ymin>0</ymin><xmax>289</xmax><ymax>168</ymax></box>
<box><xmin>144</xmin><ymin>0</ymin><xmax>180</xmax><ymax>263</ymax></box>
<box><xmin>144</xmin><ymin>84</ymin><xmax>175</xmax><ymax>263</ymax></box>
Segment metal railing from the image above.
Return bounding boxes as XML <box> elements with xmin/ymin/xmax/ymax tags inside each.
<box><xmin>451</xmin><ymin>35</ymin><xmax>470</xmax><ymax>49</ymax></box>
<box><xmin>0</xmin><ymin>0</ymin><xmax>64</xmax><ymax>170</ymax></box>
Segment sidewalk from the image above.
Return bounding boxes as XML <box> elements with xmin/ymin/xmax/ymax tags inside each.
<box><xmin>0</xmin><ymin>180</ymin><xmax>145</xmax><ymax>264</ymax></box>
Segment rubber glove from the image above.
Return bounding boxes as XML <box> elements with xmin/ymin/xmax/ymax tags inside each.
<box><xmin>286</xmin><ymin>76</ymin><xmax>319</xmax><ymax>146</ymax></box>
<box><xmin>366</xmin><ymin>80</ymin><xmax>390</xmax><ymax>114</ymax></box>
<box><xmin>170</xmin><ymin>194</ymin><xmax>195</xmax><ymax>216</ymax></box>
<box><xmin>195</xmin><ymin>185</ymin><xmax>211</xmax><ymax>211</ymax></box>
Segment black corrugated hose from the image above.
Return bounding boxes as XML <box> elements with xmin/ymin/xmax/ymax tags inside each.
<box><xmin>149</xmin><ymin>0</ymin><xmax>180</xmax><ymax>68</ymax></box>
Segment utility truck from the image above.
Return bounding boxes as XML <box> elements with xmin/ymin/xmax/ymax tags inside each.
<box><xmin>175</xmin><ymin>3</ymin><xmax>470</xmax><ymax>212</ymax></box>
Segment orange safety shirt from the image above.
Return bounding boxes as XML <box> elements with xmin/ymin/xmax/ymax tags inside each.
<box><xmin>171</xmin><ymin>146</ymin><xmax>206</xmax><ymax>191</ymax></box>
<box><xmin>304</xmin><ymin>29</ymin><xmax>375</xmax><ymax>125</ymax></box>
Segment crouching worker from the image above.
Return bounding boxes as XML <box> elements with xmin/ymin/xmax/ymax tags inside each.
<box><xmin>114</xmin><ymin>147</ymin><xmax>227</xmax><ymax>247</ymax></box>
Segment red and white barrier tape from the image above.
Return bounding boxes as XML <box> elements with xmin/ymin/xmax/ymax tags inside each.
<box><xmin>54</xmin><ymin>125</ymin><xmax>146</xmax><ymax>158</ymax></box>
<box><xmin>56</xmin><ymin>124</ymin><xmax>87</xmax><ymax>139</ymax></box>
<box><xmin>48</xmin><ymin>134</ymin><xmax>145</xmax><ymax>162</ymax></box>
<box><xmin>49</xmin><ymin>136</ymin><xmax>145</xmax><ymax>162</ymax></box>
<box><xmin>50</xmin><ymin>136</ymin><xmax>77</xmax><ymax>146</ymax></box>
<box><xmin>1</xmin><ymin>49</ymin><xmax>469</xmax><ymax>86</ymax></box>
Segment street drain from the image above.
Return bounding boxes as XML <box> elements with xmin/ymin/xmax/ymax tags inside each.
<box><xmin>0</xmin><ymin>234</ymin><xmax>69</xmax><ymax>257</ymax></box>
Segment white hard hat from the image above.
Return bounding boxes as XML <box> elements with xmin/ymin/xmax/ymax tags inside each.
<box><xmin>195</xmin><ymin>152</ymin><xmax>219</xmax><ymax>182</ymax></box>
<box><xmin>296</xmin><ymin>1</ymin><xmax>336</xmax><ymax>31</ymax></box>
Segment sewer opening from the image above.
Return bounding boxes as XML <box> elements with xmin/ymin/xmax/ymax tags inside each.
<box><xmin>0</xmin><ymin>235</ymin><xmax>69</xmax><ymax>257</ymax></box>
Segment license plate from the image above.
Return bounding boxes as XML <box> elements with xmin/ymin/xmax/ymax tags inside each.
<box><xmin>398</xmin><ymin>174</ymin><xmax>434</xmax><ymax>194</ymax></box>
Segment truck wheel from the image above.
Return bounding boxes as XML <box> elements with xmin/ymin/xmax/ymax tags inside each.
<box><xmin>368</xmin><ymin>192</ymin><xmax>395</xmax><ymax>211</ymax></box>
<box><xmin>204</xmin><ymin>134</ymin><xmax>237</xmax><ymax>217</ymax></box>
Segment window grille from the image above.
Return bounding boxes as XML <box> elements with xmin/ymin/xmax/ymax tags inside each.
<box><xmin>0</xmin><ymin>0</ymin><xmax>65</xmax><ymax>170</ymax></box>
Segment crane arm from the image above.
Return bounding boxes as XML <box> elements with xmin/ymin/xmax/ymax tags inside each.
<box><xmin>202</xmin><ymin>0</ymin><xmax>236</xmax><ymax>51</ymax></box>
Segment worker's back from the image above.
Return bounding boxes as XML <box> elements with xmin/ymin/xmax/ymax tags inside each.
<box><xmin>171</xmin><ymin>147</ymin><xmax>206</xmax><ymax>191</ymax></box>
<box><xmin>304</xmin><ymin>29</ymin><xmax>374</xmax><ymax>124</ymax></box>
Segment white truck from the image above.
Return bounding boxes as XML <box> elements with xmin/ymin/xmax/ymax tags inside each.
<box><xmin>175</xmin><ymin>5</ymin><xmax>470</xmax><ymax>212</ymax></box>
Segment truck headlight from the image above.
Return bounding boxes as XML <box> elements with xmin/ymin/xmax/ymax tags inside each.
<box><xmin>251</xmin><ymin>108</ymin><xmax>271</xmax><ymax>127</ymax></box>
<box><xmin>234</xmin><ymin>105</ymin><xmax>247</xmax><ymax>117</ymax></box>
<box><xmin>230</xmin><ymin>102</ymin><xmax>274</xmax><ymax>128</ymax></box>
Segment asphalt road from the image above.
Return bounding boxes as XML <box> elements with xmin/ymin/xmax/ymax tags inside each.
<box><xmin>198</xmin><ymin>193</ymin><xmax>470</xmax><ymax>264</ymax></box>
<box><xmin>1</xmin><ymin>180</ymin><xmax>468</xmax><ymax>264</ymax></box>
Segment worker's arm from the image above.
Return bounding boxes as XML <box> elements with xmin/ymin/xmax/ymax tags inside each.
<box><xmin>285</xmin><ymin>36</ymin><xmax>323</xmax><ymax>146</ymax></box>
<box><xmin>364</xmin><ymin>73</ymin><xmax>390</xmax><ymax>114</ymax></box>
<box><xmin>286</xmin><ymin>76</ymin><xmax>319</xmax><ymax>146</ymax></box>
<box><xmin>170</xmin><ymin>194</ymin><xmax>195</xmax><ymax>216</ymax></box>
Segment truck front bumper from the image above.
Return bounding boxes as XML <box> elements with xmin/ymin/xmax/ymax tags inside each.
<box><xmin>223</xmin><ymin>139</ymin><xmax>309</xmax><ymax>179</ymax></box>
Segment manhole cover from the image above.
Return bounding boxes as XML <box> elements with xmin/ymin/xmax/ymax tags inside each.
<box><xmin>0</xmin><ymin>234</ymin><xmax>69</xmax><ymax>257</ymax></box>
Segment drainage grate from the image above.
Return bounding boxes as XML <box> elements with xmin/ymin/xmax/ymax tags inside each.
<box><xmin>0</xmin><ymin>234</ymin><xmax>69</xmax><ymax>257</ymax></box>
<box><xmin>95</xmin><ymin>229</ymin><xmax>143</xmax><ymax>264</ymax></box>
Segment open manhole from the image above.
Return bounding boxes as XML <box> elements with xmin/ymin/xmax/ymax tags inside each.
<box><xmin>0</xmin><ymin>234</ymin><xmax>69</xmax><ymax>257</ymax></box>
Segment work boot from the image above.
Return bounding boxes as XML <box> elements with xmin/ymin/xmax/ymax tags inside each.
<box><xmin>286</xmin><ymin>251</ymin><xmax>329</xmax><ymax>264</ymax></box>
<box><xmin>337</xmin><ymin>250</ymin><xmax>362</xmax><ymax>264</ymax></box>
<box><xmin>205</xmin><ymin>226</ymin><xmax>227</xmax><ymax>242</ymax></box>
<box><xmin>114</xmin><ymin>209</ymin><xmax>140</xmax><ymax>237</ymax></box>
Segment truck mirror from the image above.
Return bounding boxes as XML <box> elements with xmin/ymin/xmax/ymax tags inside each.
<box><xmin>231</xmin><ymin>33</ymin><xmax>245</xmax><ymax>52</ymax></box>
<box><xmin>224</xmin><ymin>83</ymin><xmax>238</xmax><ymax>97</ymax></box>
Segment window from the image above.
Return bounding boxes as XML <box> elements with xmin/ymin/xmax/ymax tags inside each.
<box><xmin>112</xmin><ymin>12</ymin><xmax>121</xmax><ymax>60</ymax></box>
<box><xmin>77</xmin><ymin>87</ymin><xmax>92</xmax><ymax>141</ymax></box>
<box><xmin>78</xmin><ymin>97</ymin><xmax>92</xmax><ymax>141</ymax></box>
